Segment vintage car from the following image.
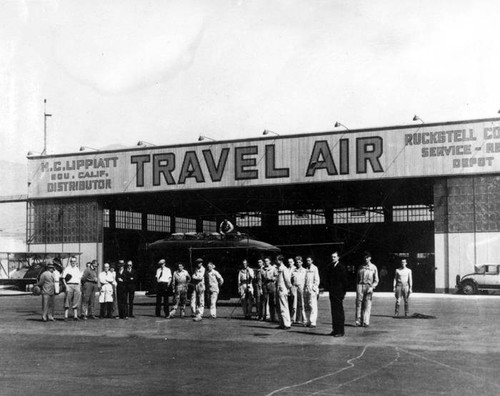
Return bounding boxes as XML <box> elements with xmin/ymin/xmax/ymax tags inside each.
<box><xmin>456</xmin><ymin>263</ymin><xmax>500</xmax><ymax>295</ymax></box>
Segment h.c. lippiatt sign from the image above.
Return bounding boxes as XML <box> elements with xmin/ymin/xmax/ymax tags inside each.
<box><xmin>27</xmin><ymin>118</ymin><xmax>500</xmax><ymax>198</ymax></box>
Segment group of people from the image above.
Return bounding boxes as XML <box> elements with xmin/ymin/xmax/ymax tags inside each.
<box><xmin>36</xmin><ymin>251</ymin><xmax>414</xmax><ymax>337</ymax></box>
<box><xmin>154</xmin><ymin>258</ymin><xmax>224</xmax><ymax>321</ymax></box>
<box><xmin>237</xmin><ymin>255</ymin><xmax>321</xmax><ymax>330</ymax></box>
<box><xmin>236</xmin><ymin>251</ymin><xmax>412</xmax><ymax>337</ymax></box>
<box><xmin>36</xmin><ymin>257</ymin><xmax>138</xmax><ymax>322</ymax></box>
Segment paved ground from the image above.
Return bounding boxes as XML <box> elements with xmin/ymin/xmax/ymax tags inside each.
<box><xmin>0</xmin><ymin>292</ymin><xmax>499</xmax><ymax>395</ymax></box>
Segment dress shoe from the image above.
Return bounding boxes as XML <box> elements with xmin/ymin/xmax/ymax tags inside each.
<box><xmin>333</xmin><ymin>333</ymin><xmax>345</xmax><ymax>337</ymax></box>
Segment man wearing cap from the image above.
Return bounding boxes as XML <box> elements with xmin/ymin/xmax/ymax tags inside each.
<box><xmin>205</xmin><ymin>262</ymin><xmax>224</xmax><ymax>318</ymax></box>
<box><xmin>62</xmin><ymin>256</ymin><xmax>82</xmax><ymax>321</ymax></box>
<box><xmin>238</xmin><ymin>259</ymin><xmax>254</xmax><ymax>319</ymax></box>
<box><xmin>155</xmin><ymin>259</ymin><xmax>172</xmax><ymax>318</ymax></box>
<box><xmin>168</xmin><ymin>263</ymin><xmax>191</xmax><ymax>318</ymax></box>
<box><xmin>37</xmin><ymin>263</ymin><xmax>56</xmax><ymax>322</ymax></box>
<box><xmin>355</xmin><ymin>251</ymin><xmax>379</xmax><ymax>327</ymax></box>
<box><xmin>81</xmin><ymin>260</ymin><xmax>99</xmax><ymax>319</ymax></box>
<box><xmin>191</xmin><ymin>258</ymin><xmax>206</xmax><ymax>321</ymax></box>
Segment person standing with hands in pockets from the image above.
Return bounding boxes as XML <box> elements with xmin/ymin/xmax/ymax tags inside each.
<box><xmin>238</xmin><ymin>259</ymin><xmax>254</xmax><ymax>319</ymax></box>
<box><xmin>355</xmin><ymin>251</ymin><xmax>379</xmax><ymax>327</ymax></box>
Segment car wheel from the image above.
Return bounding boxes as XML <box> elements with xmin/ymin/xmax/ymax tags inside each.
<box><xmin>462</xmin><ymin>280</ymin><xmax>477</xmax><ymax>295</ymax></box>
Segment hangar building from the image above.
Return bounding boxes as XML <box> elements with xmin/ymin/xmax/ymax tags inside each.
<box><xmin>26</xmin><ymin>117</ymin><xmax>500</xmax><ymax>293</ymax></box>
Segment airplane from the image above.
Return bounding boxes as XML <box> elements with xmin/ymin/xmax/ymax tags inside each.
<box><xmin>143</xmin><ymin>231</ymin><xmax>280</xmax><ymax>299</ymax></box>
<box><xmin>0</xmin><ymin>252</ymin><xmax>81</xmax><ymax>292</ymax></box>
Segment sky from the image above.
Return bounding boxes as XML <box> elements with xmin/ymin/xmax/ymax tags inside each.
<box><xmin>2</xmin><ymin>0</ymin><xmax>500</xmax><ymax>164</ymax></box>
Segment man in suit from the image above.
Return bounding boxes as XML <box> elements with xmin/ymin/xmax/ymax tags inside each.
<box><xmin>325</xmin><ymin>251</ymin><xmax>348</xmax><ymax>337</ymax></box>
<box><xmin>123</xmin><ymin>260</ymin><xmax>138</xmax><ymax>318</ymax></box>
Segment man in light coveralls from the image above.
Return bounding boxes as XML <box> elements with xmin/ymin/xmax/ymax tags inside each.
<box><xmin>275</xmin><ymin>255</ymin><xmax>292</xmax><ymax>329</ymax></box>
<box><xmin>303</xmin><ymin>256</ymin><xmax>320</xmax><ymax>328</ymax></box>
<box><xmin>355</xmin><ymin>251</ymin><xmax>379</xmax><ymax>327</ymax></box>
<box><xmin>393</xmin><ymin>258</ymin><xmax>413</xmax><ymax>317</ymax></box>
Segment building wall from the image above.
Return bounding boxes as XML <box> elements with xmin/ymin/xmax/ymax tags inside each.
<box><xmin>434</xmin><ymin>176</ymin><xmax>500</xmax><ymax>292</ymax></box>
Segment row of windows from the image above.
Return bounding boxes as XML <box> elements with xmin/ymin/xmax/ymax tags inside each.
<box><xmin>31</xmin><ymin>203</ymin><xmax>433</xmax><ymax>244</ymax></box>
<box><xmin>238</xmin><ymin>206</ymin><xmax>433</xmax><ymax>227</ymax></box>
<box><xmin>103</xmin><ymin>211</ymin><xmax>216</xmax><ymax>233</ymax></box>
<box><xmin>27</xmin><ymin>200</ymin><xmax>101</xmax><ymax>244</ymax></box>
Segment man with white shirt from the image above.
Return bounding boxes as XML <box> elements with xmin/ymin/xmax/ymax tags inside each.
<box><xmin>155</xmin><ymin>259</ymin><xmax>172</xmax><ymax>318</ymax></box>
<box><xmin>393</xmin><ymin>258</ymin><xmax>413</xmax><ymax>317</ymax></box>
<box><xmin>62</xmin><ymin>256</ymin><xmax>82</xmax><ymax>321</ymax></box>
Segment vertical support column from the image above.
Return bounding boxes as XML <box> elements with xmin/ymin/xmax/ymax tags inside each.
<box><xmin>261</xmin><ymin>210</ymin><xmax>279</xmax><ymax>242</ymax></box>
<box><xmin>196</xmin><ymin>218</ymin><xmax>204</xmax><ymax>233</ymax></box>
<box><xmin>170</xmin><ymin>216</ymin><xmax>176</xmax><ymax>233</ymax></box>
<box><xmin>109</xmin><ymin>209</ymin><xmax>116</xmax><ymax>230</ymax></box>
<box><xmin>433</xmin><ymin>178</ymin><xmax>448</xmax><ymax>293</ymax></box>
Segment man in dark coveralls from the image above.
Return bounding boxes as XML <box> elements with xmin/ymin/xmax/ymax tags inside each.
<box><xmin>325</xmin><ymin>251</ymin><xmax>348</xmax><ymax>337</ymax></box>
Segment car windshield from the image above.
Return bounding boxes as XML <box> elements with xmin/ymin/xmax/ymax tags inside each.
<box><xmin>474</xmin><ymin>264</ymin><xmax>485</xmax><ymax>274</ymax></box>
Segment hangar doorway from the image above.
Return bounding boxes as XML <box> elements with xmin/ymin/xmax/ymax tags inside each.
<box><xmin>101</xmin><ymin>177</ymin><xmax>435</xmax><ymax>293</ymax></box>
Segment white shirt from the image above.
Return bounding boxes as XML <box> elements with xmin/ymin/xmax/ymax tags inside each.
<box><xmin>62</xmin><ymin>265</ymin><xmax>82</xmax><ymax>284</ymax></box>
<box><xmin>156</xmin><ymin>266</ymin><xmax>172</xmax><ymax>283</ymax></box>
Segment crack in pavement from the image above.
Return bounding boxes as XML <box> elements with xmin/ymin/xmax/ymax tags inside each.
<box><xmin>265</xmin><ymin>345</ymin><xmax>370</xmax><ymax>396</ymax></box>
<box><xmin>396</xmin><ymin>347</ymin><xmax>500</xmax><ymax>391</ymax></box>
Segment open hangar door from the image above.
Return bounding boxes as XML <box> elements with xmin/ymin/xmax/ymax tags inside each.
<box><xmin>100</xmin><ymin>176</ymin><xmax>435</xmax><ymax>293</ymax></box>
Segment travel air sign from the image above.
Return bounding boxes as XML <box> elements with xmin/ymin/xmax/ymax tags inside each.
<box><xmin>27</xmin><ymin>119</ymin><xmax>500</xmax><ymax>198</ymax></box>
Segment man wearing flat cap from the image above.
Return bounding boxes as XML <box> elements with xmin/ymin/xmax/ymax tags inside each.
<box><xmin>37</xmin><ymin>263</ymin><xmax>56</xmax><ymax>322</ymax></box>
<box><xmin>191</xmin><ymin>258</ymin><xmax>206</xmax><ymax>321</ymax></box>
<box><xmin>155</xmin><ymin>259</ymin><xmax>172</xmax><ymax>318</ymax></box>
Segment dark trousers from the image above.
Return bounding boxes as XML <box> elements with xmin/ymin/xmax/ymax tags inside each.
<box><xmin>156</xmin><ymin>283</ymin><xmax>170</xmax><ymax>317</ymax></box>
<box><xmin>117</xmin><ymin>286</ymin><xmax>127</xmax><ymax>318</ymax></box>
<box><xmin>100</xmin><ymin>302</ymin><xmax>113</xmax><ymax>318</ymax></box>
<box><xmin>329</xmin><ymin>295</ymin><xmax>345</xmax><ymax>335</ymax></box>
<box><xmin>125</xmin><ymin>287</ymin><xmax>135</xmax><ymax>316</ymax></box>
<box><xmin>263</xmin><ymin>283</ymin><xmax>276</xmax><ymax>321</ymax></box>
